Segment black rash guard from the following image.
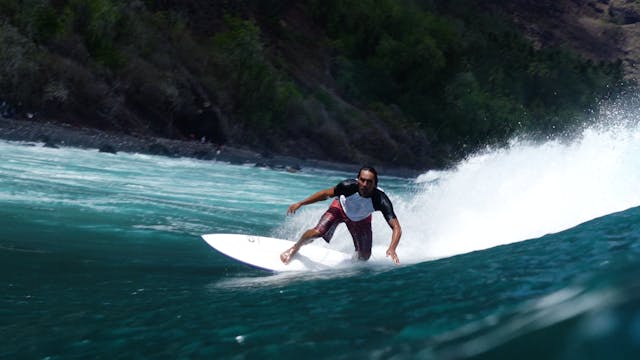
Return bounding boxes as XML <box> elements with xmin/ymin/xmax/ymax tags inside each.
<box><xmin>333</xmin><ymin>179</ymin><xmax>397</xmax><ymax>224</ymax></box>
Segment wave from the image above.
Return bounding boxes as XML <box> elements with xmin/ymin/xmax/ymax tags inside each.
<box><xmin>395</xmin><ymin>102</ymin><xmax>640</xmax><ymax>261</ymax></box>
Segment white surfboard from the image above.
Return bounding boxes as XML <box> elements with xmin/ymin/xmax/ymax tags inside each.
<box><xmin>201</xmin><ymin>233</ymin><xmax>352</xmax><ymax>272</ymax></box>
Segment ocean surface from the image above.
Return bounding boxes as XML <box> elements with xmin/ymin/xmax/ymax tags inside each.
<box><xmin>2</xmin><ymin>115</ymin><xmax>640</xmax><ymax>359</ymax></box>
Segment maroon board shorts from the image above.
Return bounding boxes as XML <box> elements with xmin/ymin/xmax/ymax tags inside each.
<box><xmin>315</xmin><ymin>199</ymin><xmax>372</xmax><ymax>258</ymax></box>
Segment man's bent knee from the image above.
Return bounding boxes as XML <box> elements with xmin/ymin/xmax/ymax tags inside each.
<box><xmin>357</xmin><ymin>251</ymin><xmax>371</xmax><ymax>261</ymax></box>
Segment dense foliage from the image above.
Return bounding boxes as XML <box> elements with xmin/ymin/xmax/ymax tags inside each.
<box><xmin>0</xmin><ymin>0</ymin><xmax>629</xmax><ymax>168</ymax></box>
<box><xmin>310</xmin><ymin>0</ymin><xmax>626</xmax><ymax>148</ymax></box>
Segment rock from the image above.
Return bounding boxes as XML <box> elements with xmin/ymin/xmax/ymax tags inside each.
<box><xmin>609</xmin><ymin>3</ymin><xmax>640</xmax><ymax>24</ymax></box>
<box><xmin>192</xmin><ymin>150</ymin><xmax>214</xmax><ymax>159</ymax></box>
<box><xmin>0</xmin><ymin>100</ymin><xmax>15</xmax><ymax>119</ymax></box>
<box><xmin>147</xmin><ymin>143</ymin><xmax>173</xmax><ymax>156</ymax></box>
<box><xmin>43</xmin><ymin>141</ymin><xmax>59</xmax><ymax>148</ymax></box>
<box><xmin>99</xmin><ymin>144</ymin><xmax>117</xmax><ymax>154</ymax></box>
<box><xmin>37</xmin><ymin>134</ymin><xmax>50</xmax><ymax>143</ymax></box>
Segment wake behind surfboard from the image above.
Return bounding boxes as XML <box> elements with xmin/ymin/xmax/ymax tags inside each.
<box><xmin>201</xmin><ymin>233</ymin><xmax>352</xmax><ymax>272</ymax></box>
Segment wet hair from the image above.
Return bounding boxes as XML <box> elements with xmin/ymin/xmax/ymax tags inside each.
<box><xmin>357</xmin><ymin>166</ymin><xmax>378</xmax><ymax>185</ymax></box>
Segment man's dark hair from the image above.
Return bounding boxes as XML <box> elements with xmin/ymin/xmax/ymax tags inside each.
<box><xmin>358</xmin><ymin>166</ymin><xmax>378</xmax><ymax>185</ymax></box>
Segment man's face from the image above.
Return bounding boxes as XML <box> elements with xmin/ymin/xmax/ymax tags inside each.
<box><xmin>357</xmin><ymin>170</ymin><xmax>376</xmax><ymax>197</ymax></box>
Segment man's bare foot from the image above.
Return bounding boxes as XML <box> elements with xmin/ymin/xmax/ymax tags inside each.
<box><xmin>280</xmin><ymin>247</ymin><xmax>298</xmax><ymax>264</ymax></box>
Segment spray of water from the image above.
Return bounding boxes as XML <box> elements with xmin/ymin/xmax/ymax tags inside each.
<box><xmin>394</xmin><ymin>101</ymin><xmax>640</xmax><ymax>263</ymax></box>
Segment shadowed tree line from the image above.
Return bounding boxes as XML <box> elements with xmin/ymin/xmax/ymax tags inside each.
<box><xmin>0</xmin><ymin>0</ymin><xmax>630</xmax><ymax>168</ymax></box>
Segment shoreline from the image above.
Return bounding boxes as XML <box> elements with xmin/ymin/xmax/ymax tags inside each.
<box><xmin>0</xmin><ymin>118</ymin><xmax>424</xmax><ymax>178</ymax></box>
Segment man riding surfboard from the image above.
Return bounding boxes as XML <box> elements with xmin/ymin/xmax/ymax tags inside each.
<box><xmin>281</xmin><ymin>166</ymin><xmax>402</xmax><ymax>265</ymax></box>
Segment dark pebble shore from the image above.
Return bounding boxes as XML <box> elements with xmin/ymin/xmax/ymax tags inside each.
<box><xmin>0</xmin><ymin>117</ymin><xmax>423</xmax><ymax>178</ymax></box>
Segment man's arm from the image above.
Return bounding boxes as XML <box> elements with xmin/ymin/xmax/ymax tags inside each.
<box><xmin>385</xmin><ymin>218</ymin><xmax>402</xmax><ymax>264</ymax></box>
<box><xmin>287</xmin><ymin>187</ymin><xmax>335</xmax><ymax>215</ymax></box>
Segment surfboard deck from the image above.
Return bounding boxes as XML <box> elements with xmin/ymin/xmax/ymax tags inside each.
<box><xmin>201</xmin><ymin>233</ymin><xmax>352</xmax><ymax>272</ymax></box>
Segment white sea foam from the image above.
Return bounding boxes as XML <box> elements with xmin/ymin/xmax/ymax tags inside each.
<box><xmin>394</xmin><ymin>102</ymin><xmax>640</xmax><ymax>262</ymax></box>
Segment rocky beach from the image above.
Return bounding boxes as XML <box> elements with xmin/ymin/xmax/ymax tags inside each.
<box><xmin>0</xmin><ymin>117</ymin><xmax>423</xmax><ymax>178</ymax></box>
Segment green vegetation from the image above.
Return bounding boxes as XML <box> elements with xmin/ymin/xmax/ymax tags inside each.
<box><xmin>0</xmin><ymin>0</ymin><xmax>630</xmax><ymax>168</ymax></box>
<box><xmin>310</xmin><ymin>0</ymin><xmax>626</xmax><ymax>151</ymax></box>
<box><xmin>212</xmin><ymin>16</ymin><xmax>301</xmax><ymax>143</ymax></box>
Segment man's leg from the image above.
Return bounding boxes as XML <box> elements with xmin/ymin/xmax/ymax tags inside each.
<box><xmin>281</xmin><ymin>200</ymin><xmax>343</xmax><ymax>264</ymax></box>
<box><xmin>346</xmin><ymin>215</ymin><xmax>372</xmax><ymax>261</ymax></box>
<box><xmin>280</xmin><ymin>228</ymin><xmax>321</xmax><ymax>264</ymax></box>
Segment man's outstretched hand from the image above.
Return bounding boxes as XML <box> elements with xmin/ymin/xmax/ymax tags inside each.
<box><xmin>287</xmin><ymin>202</ymin><xmax>302</xmax><ymax>215</ymax></box>
<box><xmin>386</xmin><ymin>248</ymin><xmax>400</xmax><ymax>265</ymax></box>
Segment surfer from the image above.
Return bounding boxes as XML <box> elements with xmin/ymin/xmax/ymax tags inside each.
<box><xmin>280</xmin><ymin>166</ymin><xmax>402</xmax><ymax>264</ymax></box>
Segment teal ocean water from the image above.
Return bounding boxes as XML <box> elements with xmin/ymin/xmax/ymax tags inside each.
<box><xmin>2</xmin><ymin>118</ymin><xmax>640</xmax><ymax>359</ymax></box>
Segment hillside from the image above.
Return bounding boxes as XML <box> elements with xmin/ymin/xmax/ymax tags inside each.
<box><xmin>0</xmin><ymin>1</ymin><xmax>633</xmax><ymax>170</ymax></box>
<box><xmin>483</xmin><ymin>0</ymin><xmax>640</xmax><ymax>81</ymax></box>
